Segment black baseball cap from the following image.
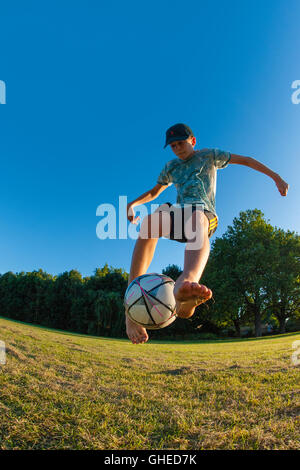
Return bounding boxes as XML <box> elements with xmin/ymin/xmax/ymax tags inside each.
<box><xmin>164</xmin><ymin>123</ymin><xmax>194</xmax><ymax>148</ymax></box>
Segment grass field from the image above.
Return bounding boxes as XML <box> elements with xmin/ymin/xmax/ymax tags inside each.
<box><xmin>0</xmin><ymin>316</ymin><xmax>299</xmax><ymax>450</ymax></box>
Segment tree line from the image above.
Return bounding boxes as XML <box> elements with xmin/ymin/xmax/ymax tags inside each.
<box><xmin>0</xmin><ymin>209</ymin><xmax>299</xmax><ymax>339</ymax></box>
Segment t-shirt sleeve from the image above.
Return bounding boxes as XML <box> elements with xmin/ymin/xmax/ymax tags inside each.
<box><xmin>213</xmin><ymin>149</ymin><xmax>231</xmax><ymax>169</ymax></box>
<box><xmin>157</xmin><ymin>163</ymin><xmax>172</xmax><ymax>185</ymax></box>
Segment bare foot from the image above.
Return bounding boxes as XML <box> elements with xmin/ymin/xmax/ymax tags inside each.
<box><xmin>174</xmin><ymin>281</ymin><xmax>212</xmax><ymax>319</ymax></box>
<box><xmin>125</xmin><ymin>313</ymin><xmax>149</xmax><ymax>344</ymax></box>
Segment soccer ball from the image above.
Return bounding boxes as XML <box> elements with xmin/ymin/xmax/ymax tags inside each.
<box><xmin>124</xmin><ymin>273</ymin><xmax>177</xmax><ymax>330</ymax></box>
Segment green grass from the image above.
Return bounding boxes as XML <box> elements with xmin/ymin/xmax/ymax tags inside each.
<box><xmin>0</xmin><ymin>317</ymin><xmax>299</xmax><ymax>450</ymax></box>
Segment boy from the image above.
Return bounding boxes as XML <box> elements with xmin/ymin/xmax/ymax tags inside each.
<box><xmin>126</xmin><ymin>123</ymin><xmax>289</xmax><ymax>344</ymax></box>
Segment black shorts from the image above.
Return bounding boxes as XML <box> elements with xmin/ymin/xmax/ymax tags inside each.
<box><xmin>162</xmin><ymin>202</ymin><xmax>218</xmax><ymax>243</ymax></box>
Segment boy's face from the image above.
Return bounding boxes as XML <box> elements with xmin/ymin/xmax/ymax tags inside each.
<box><xmin>169</xmin><ymin>136</ymin><xmax>196</xmax><ymax>160</ymax></box>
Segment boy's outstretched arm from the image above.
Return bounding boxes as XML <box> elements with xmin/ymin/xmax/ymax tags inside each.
<box><xmin>229</xmin><ymin>154</ymin><xmax>289</xmax><ymax>196</ymax></box>
<box><xmin>127</xmin><ymin>183</ymin><xmax>169</xmax><ymax>224</ymax></box>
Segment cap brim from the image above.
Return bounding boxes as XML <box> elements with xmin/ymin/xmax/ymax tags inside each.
<box><xmin>163</xmin><ymin>136</ymin><xmax>189</xmax><ymax>149</ymax></box>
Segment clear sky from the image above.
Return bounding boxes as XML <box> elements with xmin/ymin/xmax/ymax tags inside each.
<box><xmin>0</xmin><ymin>0</ymin><xmax>299</xmax><ymax>278</ymax></box>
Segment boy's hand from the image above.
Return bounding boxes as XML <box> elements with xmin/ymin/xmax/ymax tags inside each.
<box><xmin>127</xmin><ymin>203</ymin><xmax>140</xmax><ymax>224</ymax></box>
<box><xmin>274</xmin><ymin>176</ymin><xmax>289</xmax><ymax>196</ymax></box>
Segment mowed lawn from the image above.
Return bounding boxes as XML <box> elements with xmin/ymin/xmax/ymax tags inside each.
<box><xmin>0</xmin><ymin>317</ymin><xmax>299</xmax><ymax>450</ymax></box>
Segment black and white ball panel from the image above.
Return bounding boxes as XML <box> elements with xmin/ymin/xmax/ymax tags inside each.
<box><xmin>124</xmin><ymin>273</ymin><xmax>177</xmax><ymax>329</ymax></box>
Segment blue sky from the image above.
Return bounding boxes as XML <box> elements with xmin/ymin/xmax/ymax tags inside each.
<box><xmin>0</xmin><ymin>0</ymin><xmax>299</xmax><ymax>278</ymax></box>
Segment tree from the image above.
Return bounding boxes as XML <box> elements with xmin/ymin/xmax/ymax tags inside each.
<box><xmin>88</xmin><ymin>263</ymin><xmax>128</xmax><ymax>294</ymax></box>
<box><xmin>48</xmin><ymin>270</ymin><xmax>83</xmax><ymax>330</ymax></box>
<box><xmin>162</xmin><ymin>264</ymin><xmax>182</xmax><ymax>281</ymax></box>
<box><xmin>94</xmin><ymin>290</ymin><xmax>125</xmax><ymax>337</ymax></box>
<box><xmin>203</xmin><ymin>259</ymin><xmax>249</xmax><ymax>337</ymax></box>
<box><xmin>0</xmin><ymin>271</ymin><xmax>22</xmax><ymax>319</ymax></box>
<box><xmin>263</xmin><ymin>228</ymin><xmax>300</xmax><ymax>333</ymax></box>
<box><xmin>203</xmin><ymin>209</ymin><xmax>298</xmax><ymax>337</ymax></box>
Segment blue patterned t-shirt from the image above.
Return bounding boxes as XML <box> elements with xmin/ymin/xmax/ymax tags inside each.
<box><xmin>157</xmin><ymin>148</ymin><xmax>231</xmax><ymax>217</ymax></box>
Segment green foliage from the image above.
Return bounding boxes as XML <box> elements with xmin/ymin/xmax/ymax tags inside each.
<box><xmin>0</xmin><ymin>266</ymin><xmax>128</xmax><ymax>338</ymax></box>
<box><xmin>203</xmin><ymin>209</ymin><xmax>300</xmax><ymax>337</ymax></box>
<box><xmin>162</xmin><ymin>264</ymin><xmax>182</xmax><ymax>281</ymax></box>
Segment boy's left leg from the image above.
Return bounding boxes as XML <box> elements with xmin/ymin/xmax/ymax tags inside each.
<box><xmin>174</xmin><ymin>209</ymin><xmax>212</xmax><ymax>318</ymax></box>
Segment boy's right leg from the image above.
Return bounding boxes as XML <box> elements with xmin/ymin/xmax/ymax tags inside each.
<box><xmin>174</xmin><ymin>210</ymin><xmax>212</xmax><ymax>318</ymax></box>
<box><xmin>126</xmin><ymin>205</ymin><xmax>171</xmax><ymax>344</ymax></box>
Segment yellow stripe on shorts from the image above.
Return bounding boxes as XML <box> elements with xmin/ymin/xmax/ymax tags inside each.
<box><xmin>209</xmin><ymin>217</ymin><xmax>218</xmax><ymax>230</ymax></box>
